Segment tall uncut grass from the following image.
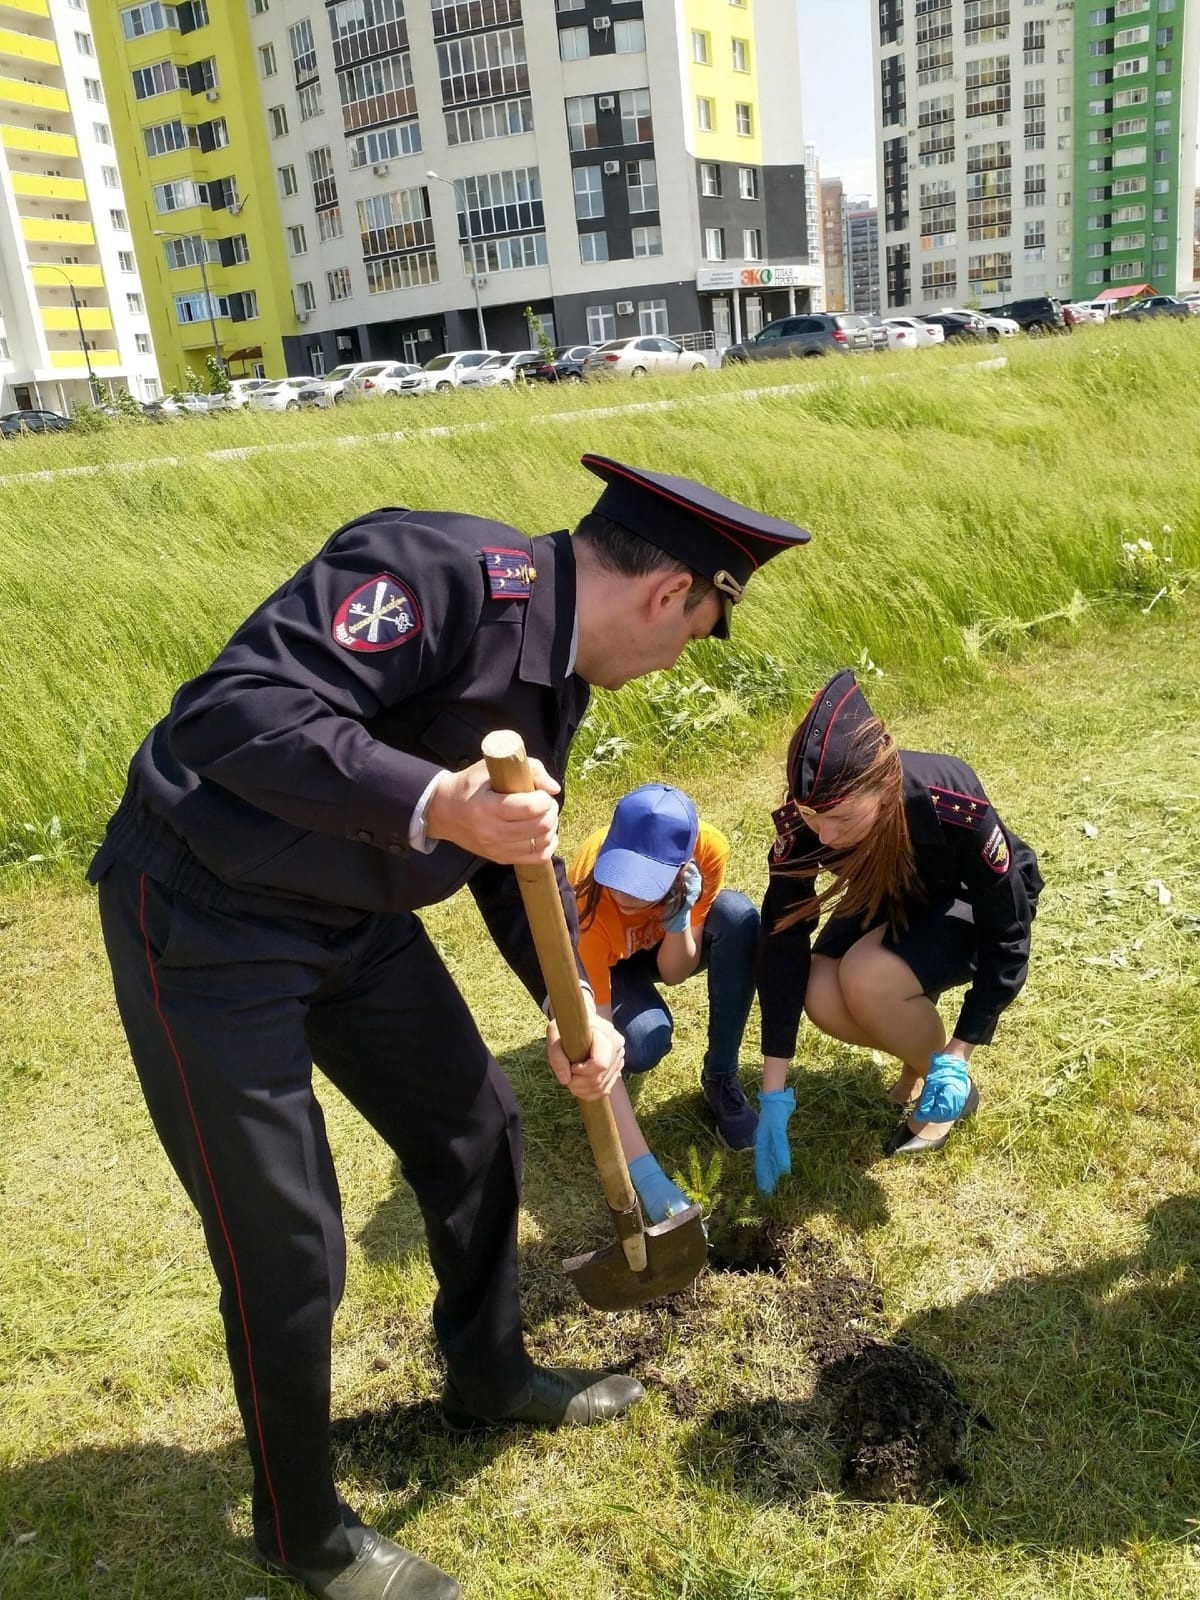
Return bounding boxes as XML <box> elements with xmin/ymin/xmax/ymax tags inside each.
<box><xmin>1</xmin><ymin>324</ymin><xmax>1195</xmax><ymax>881</ymax></box>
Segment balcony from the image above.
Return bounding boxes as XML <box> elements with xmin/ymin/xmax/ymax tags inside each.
<box><xmin>360</xmin><ymin>217</ymin><xmax>434</xmax><ymax>258</ymax></box>
<box><xmin>332</xmin><ymin>18</ymin><xmax>408</xmax><ymax>70</ymax></box>
<box><xmin>41</xmin><ymin>305</ymin><xmax>113</xmax><ymax>333</ymax></box>
<box><xmin>2</xmin><ymin>122</ymin><xmax>75</xmax><ymax>157</ymax></box>
<box><xmin>21</xmin><ymin>215</ymin><xmax>93</xmax><ymax>244</ymax></box>
<box><xmin>12</xmin><ymin>171</ymin><xmax>85</xmax><ymax>201</ymax></box>
<box><xmin>30</xmin><ymin>261</ymin><xmax>103</xmax><ymax>288</ymax></box>
<box><xmin>0</xmin><ymin>26</ymin><xmax>56</xmax><ymax>66</ymax></box>
<box><xmin>0</xmin><ymin>74</ymin><xmax>67</xmax><ymax>112</ymax></box>
<box><xmin>49</xmin><ymin>347</ymin><xmax>119</xmax><ymax>370</ymax></box>
<box><xmin>0</xmin><ymin>0</ymin><xmax>51</xmax><ymax>17</ymax></box>
<box><xmin>341</xmin><ymin>84</ymin><xmax>417</xmax><ymax>132</ymax></box>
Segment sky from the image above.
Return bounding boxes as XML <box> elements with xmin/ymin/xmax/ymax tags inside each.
<box><xmin>796</xmin><ymin>0</ymin><xmax>878</xmax><ymax>204</ymax></box>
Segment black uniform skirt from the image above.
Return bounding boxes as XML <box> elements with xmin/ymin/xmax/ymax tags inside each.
<box><xmin>813</xmin><ymin>895</ymin><xmax>977</xmax><ymax>1002</ymax></box>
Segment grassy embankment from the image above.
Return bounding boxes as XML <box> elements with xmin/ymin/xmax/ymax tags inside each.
<box><xmin>1</xmin><ymin>326</ymin><xmax>1198</xmax><ymax>1599</ymax></box>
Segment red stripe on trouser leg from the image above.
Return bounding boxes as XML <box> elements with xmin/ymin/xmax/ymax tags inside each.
<box><xmin>136</xmin><ymin>873</ymin><xmax>289</xmax><ymax>1568</ymax></box>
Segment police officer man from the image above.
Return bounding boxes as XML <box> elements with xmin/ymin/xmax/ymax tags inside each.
<box><xmin>88</xmin><ymin>454</ymin><xmax>810</xmax><ymax>1600</ymax></box>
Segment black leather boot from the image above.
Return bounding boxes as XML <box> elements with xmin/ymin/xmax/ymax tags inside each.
<box><xmin>273</xmin><ymin>1527</ymin><xmax>460</xmax><ymax>1600</ymax></box>
<box><xmin>442</xmin><ymin>1364</ymin><xmax>645</xmax><ymax>1433</ymax></box>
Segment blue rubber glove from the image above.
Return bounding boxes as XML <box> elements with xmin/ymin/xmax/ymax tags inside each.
<box><xmin>917</xmin><ymin>1053</ymin><xmax>972</xmax><ymax>1122</ymax></box>
<box><xmin>628</xmin><ymin>1153</ymin><xmax>692</xmax><ymax>1224</ymax></box>
<box><xmin>754</xmin><ymin>1088</ymin><xmax>796</xmax><ymax>1195</ymax></box>
<box><xmin>662</xmin><ymin>861</ymin><xmax>703</xmax><ymax>934</ymax></box>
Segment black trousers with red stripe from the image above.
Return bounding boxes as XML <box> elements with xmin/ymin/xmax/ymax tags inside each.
<box><xmin>96</xmin><ymin>858</ymin><xmax>534</xmax><ymax>1572</ymax></box>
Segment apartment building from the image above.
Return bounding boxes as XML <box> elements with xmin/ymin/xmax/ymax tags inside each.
<box><xmin>803</xmin><ymin>140</ymin><xmax>826</xmax><ymax>309</ymax></box>
<box><xmin>846</xmin><ymin>198</ymin><xmax>881</xmax><ymax>311</ymax></box>
<box><xmin>0</xmin><ymin>0</ymin><xmax>160</xmax><ymax>412</ymax></box>
<box><xmin>873</xmin><ymin>0</ymin><xmax>1199</xmax><ymax>314</ymax></box>
<box><xmin>820</xmin><ymin>173</ymin><xmax>847</xmax><ymax>309</ymax></box>
<box><xmin>93</xmin><ymin>0</ymin><xmax>818</xmax><ymax>379</ymax></box>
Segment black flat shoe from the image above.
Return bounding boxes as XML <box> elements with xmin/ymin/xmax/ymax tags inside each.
<box><xmin>272</xmin><ymin>1527</ymin><xmax>460</xmax><ymax>1600</ymax></box>
<box><xmin>441</xmin><ymin>1364</ymin><xmax>645</xmax><ymax>1433</ymax></box>
<box><xmin>884</xmin><ymin>1081</ymin><xmax>980</xmax><ymax>1157</ymax></box>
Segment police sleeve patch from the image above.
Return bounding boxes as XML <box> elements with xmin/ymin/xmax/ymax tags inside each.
<box><xmin>982</xmin><ymin>823</ymin><xmax>1010</xmax><ymax>875</ymax></box>
<box><xmin>332</xmin><ymin>574</ymin><xmax>422</xmax><ymax>652</ymax></box>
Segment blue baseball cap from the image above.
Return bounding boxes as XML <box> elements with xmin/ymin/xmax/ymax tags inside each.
<box><xmin>593</xmin><ymin>784</ymin><xmax>699</xmax><ymax>902</ymax></box>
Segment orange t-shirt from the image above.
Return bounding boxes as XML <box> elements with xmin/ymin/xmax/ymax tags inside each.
<box><xmin>568</xmin><ymin>821</ymin><xmax>730</xmax><ymax>1007</ymax></box>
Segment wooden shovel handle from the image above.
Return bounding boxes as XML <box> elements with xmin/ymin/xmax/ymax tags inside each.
<box><xmin>481</xmin><ymin>732</ymin><xmax>643</xmax><ymax>1240</ymax></box>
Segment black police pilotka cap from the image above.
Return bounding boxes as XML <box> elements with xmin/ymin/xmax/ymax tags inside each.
<box><xmin>581</xmin><ymin>454</ymin><xmax>810</xmax><ymax>637</ymax></box>
<box><xmin>786</xmin><ymin>669</ymin><xmax>882</xmax><ymax>809</ymax></box>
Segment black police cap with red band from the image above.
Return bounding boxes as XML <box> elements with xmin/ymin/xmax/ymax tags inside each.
<box><xmin>581</xmin><ymin>454</ymin><xmax>810</xmax><ymax>637</ymax></box>
<box><xmin>787</xmin><ymin>669</ymin><xmax>883</xmax><ymax>810</ymax></box>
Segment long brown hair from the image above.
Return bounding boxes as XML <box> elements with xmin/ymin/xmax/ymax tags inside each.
<box><xmin>777</xmin><ymin>715</ymin><xmax>920</xmax><ymax>931</ymax></box>
<box><xmin>576</xmin><ymin>861</ymin><xmax>688</xmax><ymax>931</ymax></box>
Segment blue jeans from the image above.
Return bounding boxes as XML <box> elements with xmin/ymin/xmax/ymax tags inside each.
<box><xmin>611</xmin><ymin>889</ymin><xmax>759</xmax><ymax>1080</ymax></box>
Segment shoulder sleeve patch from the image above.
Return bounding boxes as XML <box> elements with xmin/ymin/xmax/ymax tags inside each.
<box><xmin>981</xmin><ymin>822</ymin><xmax>1010</xmax><ymax>875</ymax></box>
<box><xmin>928</xmin><ymin>784</ymin><xmax>990</xmax><ymax>831</ymax></box>
<box><xmin>332</xmin><ymin>573</ymin><xmax>422</xmax><ymax>652</ymax></box>
<box><xmin>481</xmin><ymin>547</ymin><xmax>536</xmax><ymax>601</ymax></box>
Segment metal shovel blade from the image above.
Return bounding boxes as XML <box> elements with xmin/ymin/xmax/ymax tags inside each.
<box><xmin>563</xmin><ymin>1203</ymin><xmax>708</xmax><ymax>1311</ymax></box>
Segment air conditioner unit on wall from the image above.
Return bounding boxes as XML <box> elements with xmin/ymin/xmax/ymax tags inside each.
<box><xmin>205</xmin><ymin>88</ymin><xmax>220</xmax><ymax>102</ymax></box>
<box><xmin>372</xmin><ymin>162</ymin><xmax>389</xmax><ymax>176</ymax></box>
<box><xmin>296</xmin><ymin>309</ymin><xmax>310</xmax><ymax>323</ymax></box>
<box><xmin>592</xmin><ymin>14</ymin><xmax>611</xmax><ymax>28</ymax></box>
<box><xmin>597</xmin><ymin>94</ymin><xmax>615</xmax><ymax>110</ymax></box>
<box><xmin>416</xmin><ymin>327</ymin><xmax>431</xmax><ymax>340</ymax></box>
<box><xmin>603</xmin><ymin>160</ymin><xmax>620</xmax><ymax>175</ymax></box>
<box><xmin>228</xmin><ymin>200</ymin><xmax>242</xmax><ymax>214</ymax></box>
<box><xmin>615</xmin><ymin>300</ymin><xmax>634</xmax><ymax>315</ymax></box>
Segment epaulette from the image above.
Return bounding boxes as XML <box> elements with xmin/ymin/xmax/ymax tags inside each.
<box><xmin>928</xmin><ymin>784</ymin><xmax>989</xmax><ymax>830</ymax></box>
<box><xmin>481</xmin><ymin>547</ymin><xmax>535</xmax><ymax>601</ymax></box>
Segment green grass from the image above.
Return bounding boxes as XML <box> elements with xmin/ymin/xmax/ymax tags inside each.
<box><xmin>1</xmin><ymin>322</ymin><xmax>1196</xmax><ymax>881</ymax></box>
<box><xmin>1</xmin><ymin>332</ymin><xmax>1198</xmax><ymax>1598</ymax></box>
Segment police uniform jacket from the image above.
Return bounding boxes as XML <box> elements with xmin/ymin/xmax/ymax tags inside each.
<box><xmin>90</xmin><ymin>508</ymin><xmax>588</xmax><ymax>1005</ymax></box>
<box><xmin>757</xmin><ymin>750</ymin><xmax>1043</xmax><ymax>1057</ymax></box>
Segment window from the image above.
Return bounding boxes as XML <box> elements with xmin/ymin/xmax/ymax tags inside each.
<box><xmin>253</xmin><ymin>0</ymin><xmax>269</xmax><ymax>12</ymax></box>
<box><xmin>75</xmin><ymin>31</ymin><xmax>94</xmax><ymax>54</ymax></box>
<box><xmin>697</xmin><ymin>96</ymin><xmax>714</xmax><ymax>131</ymax></box>
<box><xmin>126</xmin><ymin>292</ymin><xmax>144</xmax><ymax>314</ymax></box>
<box><xmin>346</xmin><ymin>121</ymin><xmax>422</xmax><ymax>168</ymax></box>
<box><xmin>289</xmin><ymin>17</ymin><xmax>317</xmax><ymax>77</ymax></box>
<box><xmin>298</xmin><ymin>281</ymin><xmax>317</xmax><ymax>312</ymax></box>
<box><xmin>565</xmin><ymin>95</ymin><xmax>598</xmax><ymax>150</ymax></box>
<box><xmin>573</xmin><ymin>165</ymin><xmax>603</xmax><ymax>219</ymax></box>
<box><xmin>94</xmin><ymin>122</ymin><xmax>111</xmax><ymax>144</ymax></box>
<box><xmin>627</xmin><ymin>158</ymin><xmax>656</xmax><ymax>212</ymax></box>
<box><xmin>700</xmin><ymin>162</ymin><xmax>720</xmax><ymax>197</ymax></box>
<box><xmin>269</xmin><ymin>105</ymin><xmax>289</xmax><ymax>137</ymax></box>
<box><xmin>464</xmin><ymin>231</ymin><xmax>549</xmax><ymax>273</ymax></box>
<box><xmin>1113</xmin><ymin>117</ymin><xmax>1148</xmax><ymax>136</ymax></box>
<box><xmin>118</xmin><ymin>250</ymin><xmax>135</xmax><ymax>271</ymax></box>
<box><xmin>638</xmin><ymin>299</ymin><xmax>668</xmax><ymax>335</ymax></box>
<box><xmin>110</xmin><ymin>208</ymin><xmax>129</xmax><ymax>229</ymax></box>
<box><xmin>132</xmin><ymin>61</ymin><xmax>184</xmax><ymax>99</ymax></box>
<box><xmin>704</xmin><ymin>225</ymin><xmax>725</xmax><ymax>259</ymax></box>
<box><xmin>121</xmin><ymin>3</ymin><xmax>176</xmax><ymax>40</ymax></box>
<box><xmin>162</xmin><ymin>233</ymin><xmax>214</xmax><ymax>268</ymax></box>
<box><xmin>135</xmin><ymin>333</ymin><xmax>153</xmax><ymax>353</ymax></box>
<box><xmin>84</xmin><ymin>77</ymin><xmax>104</xmax><ymax>102</ymax></box>
<box><xmin>445</xmin><ymin>95</ymin><xmax>533</xmax><ymax>146</ymax></box>
<box><xmin>586</xmin><ymin>304</ymin><xmax>615</xmax><ymax>343</ymax></box>
<box><xmin>731</xmin><ymin>37</ymin><xmax>748</xmax><ymax>71</ymax></box>
<box><xmin>437</xmin><ymin>28</ymin><xmax>527</xmax><ymax>108</ymax></box>
<box><xmin>743</xmin><ymin>228</ymin><xmax>762</xmax><ymax>260</ymax></box>
<box><xmin>145</xmin><ymin>119</ymin><xmax>195</xmax><ymax>156</ymax></box>
<box><xmin>620</xmin><ymin>88</ymin><xmax>652</xmax><ymax>144</ymax></box>
<box><xmin>260</xmin><ymin>42</ymin><xmax>277</xmax><ymax>76</ymax></box>
<box><xmin>279</xmin><ymin>163</ymin><xmax>298</xmax><ymax>196</ymax></box>
<box><xmin>692</xmin><ymin>30</ymin><xmax>710</xmax><ymax>64</ymax></box>
<box><xmin>288</xmin><ymin>223</ymin><xmax>308</xmax><ymax>254</ymax></box>
<box><xmin>318</xmin><ymin>206</ymin><xmax>344</xmax><ymax>240</ymax></box>
<box><xmin>559</xmin><ymin>25</ymin><xmax>588</xmax><ymax>59</ymax></box>
<box><xmin>1115</xmin><ymin>25</ymin><xmax>1151</xmax><ymax>45</ymax></box>
<box><xmin>631</xmin><ymin>224</ymin><xmax>661</xmax><ymax>257</ymax></box>
<box><xmin>1113</xmin><ymin>56</ymin><xmax>1148</xmax><ymax>77</ymax></box>
<box><xmin>327</xmin><ymin>266</ymin><xmax>352</xmax><ymax>301</ymax></box>
<box><xmin>614</xmin><ymin>18</ymin><xmax>644</xmax><ymax>52</ymax></box>
<box><xmin>297</xmin><ymin>81</ymin><xmax>322</xmax><ymax>120</ymax></box>
<box><xmin>154</xmin><ymin>178</ymin><xmax>207</xmax><ymax>212</ymax></box>
<box><xmin>102</xmin><ymin>164</ymin><xmax>120</xmax><ymax>187</ymax></box>
<box><xmin>735</xmin><ymin>102</ymin><xmax>753</xmax><ymax>136</ymax></box>
<box><xmin>738</xmin><ymin>165</ymin><xmax>759</xmax><ymax>199</ymax></box>
<box><xmin>579</xmin><ymin>230</ymin><xmax>608</xmax><ymax>262</ymax></box>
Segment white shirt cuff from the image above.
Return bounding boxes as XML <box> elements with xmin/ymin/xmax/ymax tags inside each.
<box><xmin>408</xmin><ymin>771</ymin><xmax>446</xmax><ymax>855</ymax></box>
<box><xmin>542</xmin><ymin>982</ymin><xmax>593</xmax><ymax>1019</ymax></box>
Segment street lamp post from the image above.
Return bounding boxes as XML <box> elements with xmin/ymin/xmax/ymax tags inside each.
<box><xmin>426</xmin><ymin>170</ymin><xmax>487</xmax><ymax>348</ymax></box>
<box><xmin>153</xmin><ymin>229</ymin><xmax>225</xmax><ymax>379</ymax></box>
<box><xmin>38</xmin><ymin>263</ymin><xmax>101</xmax><ymax>408</ymax></box>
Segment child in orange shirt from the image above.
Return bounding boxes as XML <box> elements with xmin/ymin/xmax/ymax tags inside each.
<box><xmin>569</xmin><ymin>784</ymin><xmax>759</xmax><ymax>1221</ymax></box>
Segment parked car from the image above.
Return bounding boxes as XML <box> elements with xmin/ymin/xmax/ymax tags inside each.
<box><xmin>992</xmin><ymin>295</ymin><xmax>1069</xmax><ymax>334</ymax></box>
<box><xmin>319</xmin><ymin>361</ymin><xmax>383</xmax><ymax>404</ymax></box>
<box><xmin>1063</xmin><ymin>302</ymin><xmax>1106</xmax><ymax>327</ymax></box>
<box><xmin>248</xmin><ymin>377</ymin><xmax>328</xmax><ymax>411</ymax></box>
<box><xmin>0</xmin><ymin>407</ymin><xmax>71</xmax><ymax>436</ymax></box>
<box><xmin>882</xmin><ymin>316</ymin><xmax>946</xmax><ymax>349</ymax></box>
<box><xmin>975</xmin><ymin>311</ymin><xmax>1020</xmax><ymax>339</ymax></box>
<box><xmin>415</xmin><ymin>350</ymin><xmax>500</xmax><ymax>392</ymax></box>
<box><xmin>458</xmin><ymin>350</ymin><xmax>543</xmax><ymax>387</ymax></box>
<box><xmin>871</xmin><ymin>317</ymin><xmax>920</xmax><ymax>351</ymax></box>
<box><xmin>584</xmin><ymin>335</ymin><xmax>710</xmax><ymax>377</ymax></box>
<box><xmin>143</xmin><ymin>393</ymin><xmax>217</xmax><ymax>416</ymax></box>
<box><xmin>1118</xmin><ymin>294</ymin><xmax>1192</xmax><ymax>321</ymax></box>
<box><xmin>220</xmin><ymin>378</ymin><xmax>275</xmax><ymax>410</ymax></box>
<box><xmin>1073</xmin><ymin>299</ymin><xmax>1116</xmax><ymax>322</ymax></box>
<box><xmin>529</xmin><ymin>343</ymin><xmax>596</xmax><ymax>382</ymax></box>
<box><xmin>723</xmin><ymin>312</ymin><xmax>884</xmax><ymax>364</ymax></box>
<box><xmin>342</xmin><ymin>360</ymin><xmax>425</xmax><ymax>400</ymax></box>
<box><xmin>918</xmin><ymin>311</ymin><xmax>989</xmax><ymax>342</ymax></box>
<box><xmin>1180</xmin><ymin>292</ymin><xmax>1200</xmax><ymax>316</ymax></box>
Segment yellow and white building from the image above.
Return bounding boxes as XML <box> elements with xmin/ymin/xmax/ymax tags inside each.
<box><xmin>0</xmin><ymin>0</ymin><xmax>160</xmax><ymax>410</ymax></box>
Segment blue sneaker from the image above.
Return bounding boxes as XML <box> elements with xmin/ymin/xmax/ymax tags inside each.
<box><xmin>701</xmin><ymin>1074</ymin><xmax>758</xmax><ymax>1151</ymax></box>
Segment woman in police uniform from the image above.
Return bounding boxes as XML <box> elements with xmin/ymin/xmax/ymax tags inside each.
<box><xmin>754</xmin><ymin>669</ymin><xmax>1042</xmax><ymax>1192</ymax></box>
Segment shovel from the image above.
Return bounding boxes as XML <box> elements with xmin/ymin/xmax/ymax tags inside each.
<box><xmin>482</xmin><ymin>731</ymin><xmax>708</xmax><ymax>1312</ymax></box>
